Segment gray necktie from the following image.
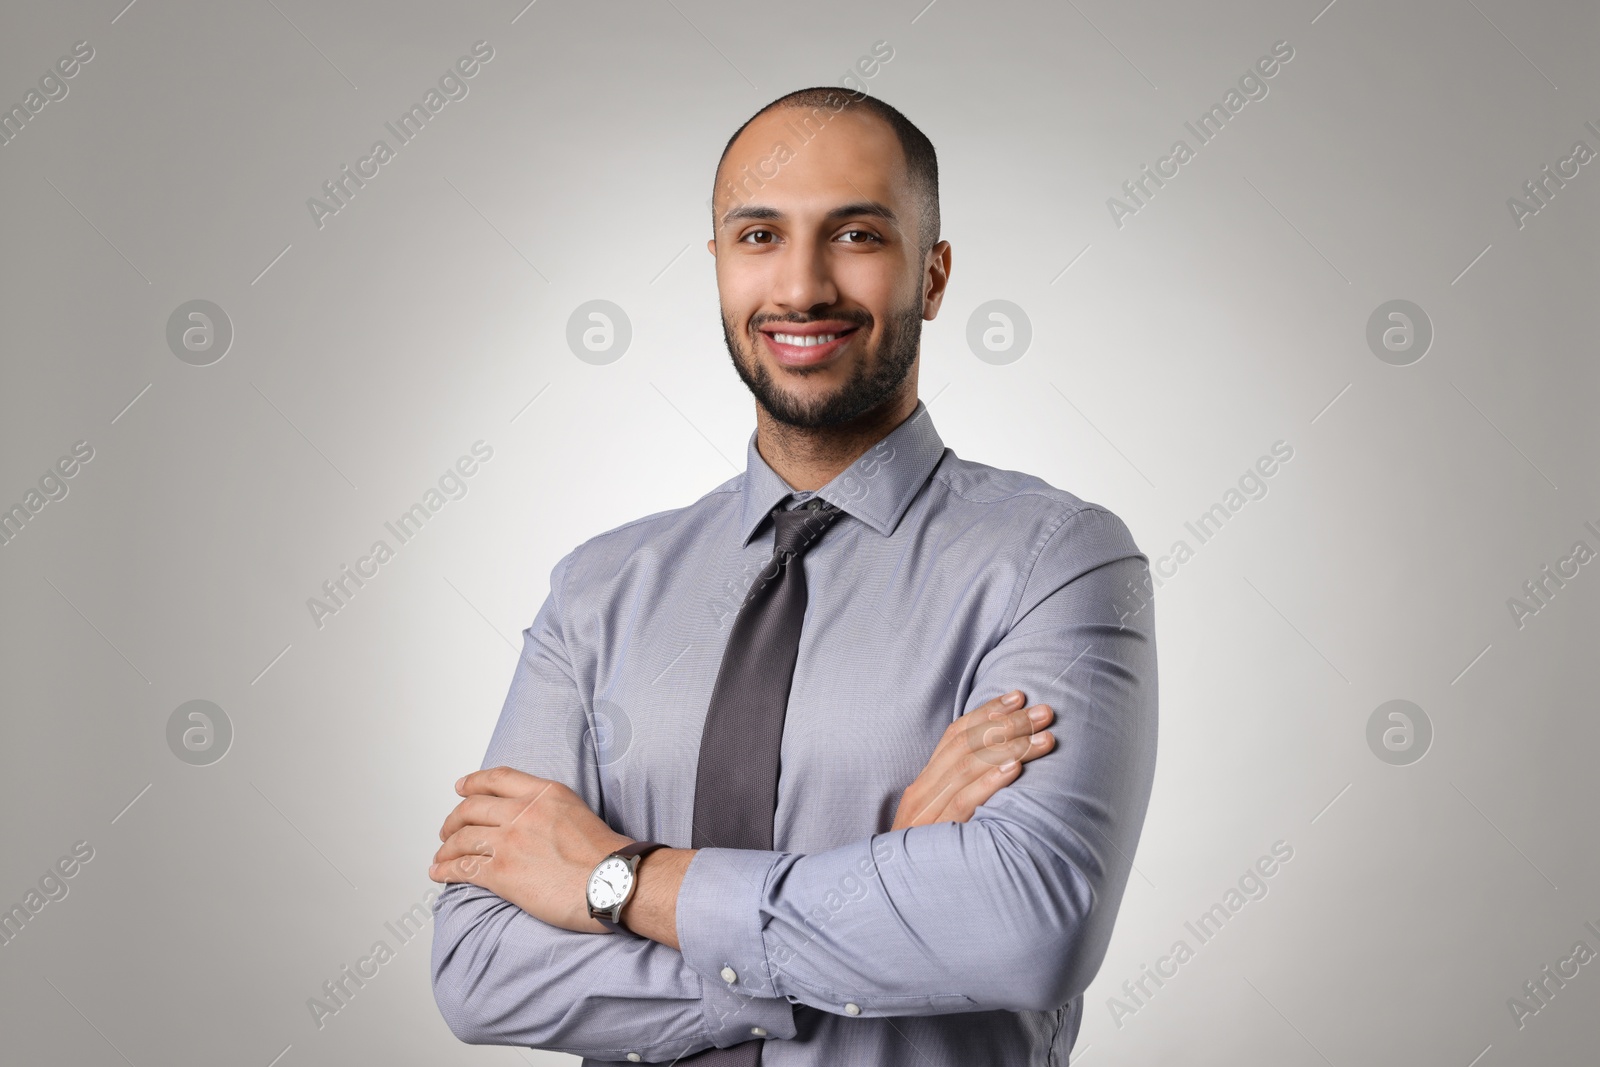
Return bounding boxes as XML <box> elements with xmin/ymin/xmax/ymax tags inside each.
<box><xmin>681</xmin><ymin>497</ymin><xmax>844</xmax><ymax>1065</ymax></box>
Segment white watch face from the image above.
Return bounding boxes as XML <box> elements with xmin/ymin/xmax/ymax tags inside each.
<box><xmin>587</xmin><ymin>856</ymin><xmax>633</xmax><ymax>910</ymax></box>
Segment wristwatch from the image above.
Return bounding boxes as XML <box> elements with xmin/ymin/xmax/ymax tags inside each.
<box><xmin>585</xmin><ymin>840</ymin><xmax>667</xmax><ymax>934</ymax></box>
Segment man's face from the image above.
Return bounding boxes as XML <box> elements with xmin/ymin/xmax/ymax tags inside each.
<box><xmin>708</xmin><ymin>106</ymin><xmax>950</xmax><ymax>429</ymax></box>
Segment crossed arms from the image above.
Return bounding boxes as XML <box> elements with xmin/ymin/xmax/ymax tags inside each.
<box><xmin>429</xmin><ymin>506</ymin><xmax>1158</xmax><ymax>1061</ymax></box>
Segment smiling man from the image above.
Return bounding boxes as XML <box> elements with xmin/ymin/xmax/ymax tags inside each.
<box><xmin>430</xmin><ymin>87</ymin><xmax>1159</xmax><ymax>1066</ymax></box>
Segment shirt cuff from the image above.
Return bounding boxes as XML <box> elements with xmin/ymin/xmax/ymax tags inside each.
<box><xmin>678</xmin><ymin>846</ymin><xmax>795</xmax><ymax>1044</ymax></box>
<box><xmin>698</xmin><ymin>972</ymin><xmax>798</xmax><ymax>1047</ymax></box>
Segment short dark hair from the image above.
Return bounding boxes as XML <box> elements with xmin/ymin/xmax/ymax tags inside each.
<box><xmin>712</xmin><ymin>87</ymin><xmax>941</xmax><ymax>258</ymax></box>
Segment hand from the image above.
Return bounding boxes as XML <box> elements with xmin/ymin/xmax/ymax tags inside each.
<box><xmin>890</xmin><ymin>690</ymin><xmax>1055</xmax><ymax>830</ymax></box>
<box><xmin>429</xmin><ymin>766</ymin><xmax>632</xmax><ymax>933</ymax></box>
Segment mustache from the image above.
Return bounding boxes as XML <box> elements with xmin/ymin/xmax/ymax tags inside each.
<box><xmin>750</xmin><ymin>313</ymin><xmax>871</xmax><ymax>331</ymax></box>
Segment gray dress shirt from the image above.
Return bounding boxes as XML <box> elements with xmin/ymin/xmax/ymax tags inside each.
<box><xmin>431</xmin><ymin>398</ymin><xmax>1159</xmax><ymax>1065</ymax></box>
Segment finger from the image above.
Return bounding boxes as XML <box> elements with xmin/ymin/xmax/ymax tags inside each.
<box><xmin>928</xmin><ymin>692</ymin><xmax>1027</xmax><ymax>769</ymax></box>
<box><xmin>1018</xmin><ymin>729</ymin><xmax>1056</xmax><ymax>763</ymax></box>
<box><xmin>898</xmin><ymin>728</ymin><xmax>1056</xmax><ymax>830</ymax></box>
<box><xmin>945</xmin><ymin>691</ymin><xmax>1024</xmax><ymax>739</ymax></box>
<box><xmin>923</xmin><ymin>708</ymin><xmax>1051</xmax><ymax>816</ymax></box>
<box><xmin>979</xmin><ymin>690</ymin><xmax>1027</xmax><ymax>721</ymax></box>
<box><xmin>429</xmin><ymin>852</ymin><xmax>494</xmax><ymax>885</ymax></box>
<box><xmin>963</xmin><ymin>704</ymin><xmax>1053</xmax><ymax>765</ymax></box>
<box><xmin>953</xmin><ymin>725</ymin><xmax>1054</xmax><ymax>795</ymax></box>
<box><xmin>434</xmin><ymin>827</ymin><xmax>498</xmax><ymax>867</ymax></box>
<box><xmin>457</xmin><ymin>765</ymin><xmax>543</xmax><ymax>798</ymax></box>
<box><xmin>437</xmin><ymin>794</ymin><xmax>522</xmax><ymax>842</ymax></box>
<box><xmin>948</xmin><ymin>732</ymin><xmax>1056</xmax><ymax>821</ymax></box>
<box><xmin>903</xmin><ymin>695</ymin><xmax>1045</xmax><ymax>826</ymax></box>
<box><xmin>945</xmin><ymin>756</ymin><xmax>1024</xmax><ymax>822</ymax></box>
<box><xmin>972</xmin><ymin>702</ymin><xmax>1052</xmax><ymax>745</ymax></box>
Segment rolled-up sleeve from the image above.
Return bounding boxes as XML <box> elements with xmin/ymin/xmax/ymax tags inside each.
<box><xmin>430</xmin><ymin>549</ymin><xmax>797</xmax><ymax>1059</ymax></box>
<box><xmin>675</xmin><ymin>506</ymin><xmax>1158</xmax><ymax>1017</ymax></box>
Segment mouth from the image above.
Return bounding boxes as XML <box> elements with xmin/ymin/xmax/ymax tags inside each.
<box><xmin>758</xmin><ymin>323</ymin><xmax>862</xmax><ymax>368</ymax></box>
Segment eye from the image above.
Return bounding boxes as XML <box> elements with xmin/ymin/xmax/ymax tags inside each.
<box><xmin>737</xmin><ymin>229</ymin><xmax>778</xmax><ymax>244</ymax></box>
<box><xmin>838</xmin><ymin>229</ymin><xmax>883</xmax><ymax>244</ymax></box>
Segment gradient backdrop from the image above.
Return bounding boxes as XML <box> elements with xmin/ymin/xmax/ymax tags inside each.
<box><xmin>1</xmin><ymin>1</ymin><xmax>1596</xmax><ymax>1064</ymax></box>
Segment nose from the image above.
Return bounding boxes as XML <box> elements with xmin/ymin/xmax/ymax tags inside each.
<box><xmin>769</xmin><ymin>232</ymin><xmax>838</xmax><ymax>313</ymax></box>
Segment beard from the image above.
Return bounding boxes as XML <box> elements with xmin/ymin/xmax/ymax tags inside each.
<box><xmin>722</xmin><ymin>297</ymin><xmax>922</xmax><ymax>430</ymax></box>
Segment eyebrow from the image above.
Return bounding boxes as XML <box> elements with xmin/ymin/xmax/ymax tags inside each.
<box><xmin>719</xmin><ymin>200</ymin><xmax>901</xmax><ymax>231</ymax></box>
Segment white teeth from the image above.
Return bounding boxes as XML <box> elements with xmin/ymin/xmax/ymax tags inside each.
<box><xmin>772</xmin><ymin>332</ymin><xmax>842</xmax><ymax>347</ymax></box>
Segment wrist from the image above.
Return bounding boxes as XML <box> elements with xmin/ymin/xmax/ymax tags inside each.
<box><xmin>619</xmin><ymin>846</ymin><xmax>696</xmax><ymax>950</ymax></box>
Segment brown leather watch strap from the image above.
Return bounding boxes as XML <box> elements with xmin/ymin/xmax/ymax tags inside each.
<box><xmin>616</xmin><ymin>839</ymin><xmax>667</xmax><ymax>862</ymax></box>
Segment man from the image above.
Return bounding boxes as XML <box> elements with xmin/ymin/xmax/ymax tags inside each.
<box><xmin>429</xmin><ymin>86</ymin><xmax>1158</xmax><ymax>1065</ymax></box>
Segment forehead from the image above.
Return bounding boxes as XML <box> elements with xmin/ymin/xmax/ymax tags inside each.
<box><xmin>715</xmin><ymin>105</ymin><xmax>913</xmax><ymax>223</ymax></box>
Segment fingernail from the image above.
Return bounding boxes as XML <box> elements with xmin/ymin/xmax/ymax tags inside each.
<box><xmin>1003</xmin><ymin>691</ymin><xmax>1022</xmax><ymax>706</ymax></box>
<box><xmin>1031</xmin><ymin>733</ymin><xmax>1050</xmax><ymax>746</ymax></box>
<box><xmin>999</xmin><ymin>759</ymin><xmax>1018</xmax><ymax>772</ymax></box>
<box><xmin>455</xmin><ymin>776</ymin><xmax>465</xmax><ymax>791</ymax></box>
<box><xmin>1029</xmin><ymin>706</ymin><xmax>1049</xmax><ymax>722</ymax></box>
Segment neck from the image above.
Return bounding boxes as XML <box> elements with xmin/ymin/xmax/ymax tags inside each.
<box><xmin>754</xmin><ymin>387</ymin><xmax>919</xmax><ymax>492</ymax></box>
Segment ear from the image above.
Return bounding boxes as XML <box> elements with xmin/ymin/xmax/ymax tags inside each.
<box><xmin>706</xmin><ymin>237</ymin><xmax>716</xmax><ymax>256</ymax></box>
<box><xmin>922</xmin><ymin>240</ymin><xmax>952</xmax><ymax>320</ymax></box>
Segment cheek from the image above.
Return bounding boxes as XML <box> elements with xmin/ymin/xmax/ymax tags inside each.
<box><xmin>716</xmin><ymin>290</ymin><xmax>760</xmax><ymax>332</ymax></box>
<box><xmin>718</xmin><ymin>262</ymin><xmax>776</xmax><ymax>315</ymax></box>
<box><xmin>835</xmin><ymin>265</ymin><xmax>899</xmax><ymax>317</ymax></box>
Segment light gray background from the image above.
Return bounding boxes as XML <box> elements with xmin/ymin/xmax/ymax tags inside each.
<box><xmin>1</xmin><ymin>1</ymin><xmax>1595</xmax><ymax>1064</ymax></box>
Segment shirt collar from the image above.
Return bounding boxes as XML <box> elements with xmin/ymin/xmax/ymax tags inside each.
<box><xmin>737</xmin><ymin>399</ymin><xmax>947</xmax><ymax>547</ymax></box>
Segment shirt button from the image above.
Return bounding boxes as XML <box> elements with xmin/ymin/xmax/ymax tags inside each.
<box><xmin>627</xmin><ymin>1055</ymin><xmax>641</xmax><ymax>1062</ymax></box>
<box><xmin>751</xmin><ymin>1026</ymin><xmax>768</xmax><ymax>1036</ymax></box>
<box><xmin>844</xmin><ymin>1002</ymin><xmax>861</xmax><ymax>1016</ymax></box>
<box><xmin>720</xmin><ymin>966</ymin><xmax>738</xmax><ymax>984</ymax></box>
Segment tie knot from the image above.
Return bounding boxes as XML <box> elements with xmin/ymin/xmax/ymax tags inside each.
<box><xmin>770</xmin><ymin>500</ymin><xmax>843</xmax><ymax>559</ymax></box>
